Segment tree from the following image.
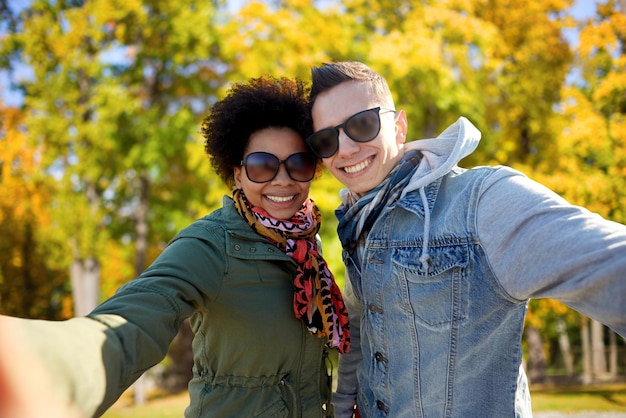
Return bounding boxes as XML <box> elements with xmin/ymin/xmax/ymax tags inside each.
<box><xmin>1</xmin><ymin>0</ymin><xmax>623</xmax><ymax>393</ymax></box>
<box><xmin>474</xmin><ymin>0</ymin><xmax>573</xmax><ymax>166</ymax></box>
<box><xmin>526</xmin><ymin>0</ymin><xmax>626</xmax><ymax>381</ymax></box>
<box><xmin>526</xmin><ymin>299</ymin><xmax>579</xmax><ymax>382</ymax></box>
<box><xmin>1</xmin><ymin>0</ymin><xmax>227</xmax><ymax>401</ymax></box>
<box><xmin>0</xmin><ymin>102</ymin><xmax>69</xmax><ymax>319</ymax></box>
<box><xmin>0</xmin><ymin>0</ymin><xmax>226</xmax><ymax>310</ymax></box>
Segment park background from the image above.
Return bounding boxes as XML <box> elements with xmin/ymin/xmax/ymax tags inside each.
<box><xmin>1</xmin><ymin>0</ymin><xmax>625</xmax><ymax>414</ymax></box>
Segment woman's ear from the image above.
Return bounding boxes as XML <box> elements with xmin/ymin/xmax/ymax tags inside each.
<box><xmin>233</xmin><ymin>166</ymin><xmax>243</xmax><ymax>189</ymax></box>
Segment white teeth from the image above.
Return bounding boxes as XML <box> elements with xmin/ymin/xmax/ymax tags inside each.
<box><xmin>267</xmin><ymin>195</ymin><xmax>295</xmax><ymax>203</ymax></box>
<box><xmin>344</xmin><ymin>159</ymin><xmax>370</xmax><ymax>174</ymax></box>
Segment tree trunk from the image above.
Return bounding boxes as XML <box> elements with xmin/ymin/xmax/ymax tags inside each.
<box><xmin>525</xmin><ymin>326</ymin><xmax>546</xmax><ymax>384</ymax></box>
<box><xmin>591</xmin><ymin>319</ymin><xmax>607</xmax><ymax>380</ymax></box>
<box><xmin>70</xmin><ymin>256</ymin><xmax>100</xmax><ymax>316</ymax></box>
<box><xmin>162</xmin><ymin>319</ymin><xmax>194</xmax><ymax>392</ymax></box>
<box><xmin>580</xmin><ymin>316</ymin><xmax>592</xmax><ymax>384</ymax></box>
<box><xmin>71</xmin><ymin>183</ymin><xmax>102</xmax><ymax>317</ymax></box>
<box><xmin>133</xmin><ymin>173</ymin><xmax>150</xmax><ymax>406</ymax></box>
<box><xmin>556</xmin><ymin>318</ymin><xmax>574</xmax><ymax>376</ymax></box>
<box><xmin>608</xmin><ymin>330</ymin><xmax>617</xmax><ymax>379</ymax></box>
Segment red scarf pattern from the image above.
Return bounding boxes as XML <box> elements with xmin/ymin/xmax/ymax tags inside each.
<box><xmin>233</xmin><ymin>189</ymin><xmax>350</xmax><ymax>354</ymax></box>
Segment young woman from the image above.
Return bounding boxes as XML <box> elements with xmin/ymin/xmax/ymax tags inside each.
<box><xmin>0</xmin><ymin>76</ymin><xmax>349</xmax><ymax>418</ymax></box>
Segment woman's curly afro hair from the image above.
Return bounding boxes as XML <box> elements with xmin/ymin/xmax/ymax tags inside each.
<box><xmin>201</xmin><ymin>76</ymin><xmax>314</xmax><ymax>188</ymax></box>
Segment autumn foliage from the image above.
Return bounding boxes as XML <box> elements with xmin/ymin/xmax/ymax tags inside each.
<box><xmin>1</xmin><ymin>0</ymin><xmax>624</xmax><ymax>378</ymax></box>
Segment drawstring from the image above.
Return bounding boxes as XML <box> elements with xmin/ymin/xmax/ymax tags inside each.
<box><xmin>279</xmin><ymin>373</ymin><xmax>298</xmax><ymax>415</ymax></box>
<box><xmin>419</xmin><ymin>187</ymin><xmax>431</xmax><ymax>271</ymax></box>
<box><xmin>323</xmin><ymin>350</ymin><xmax>334</xmax><ymax>417</ymax></box>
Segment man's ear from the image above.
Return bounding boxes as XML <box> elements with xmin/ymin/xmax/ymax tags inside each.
<box><xmin>395</xmin><ymin>110</ymin><xmax>408</xmax><ymax>145</ymax></box>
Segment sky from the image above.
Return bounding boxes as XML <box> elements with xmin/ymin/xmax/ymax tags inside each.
<box><xmin>0</xmin><ymin>0</ymin><xmax>601</xmax><ymax>108</ymax></box>
<box><xmin>564</xmin><ymin>0</ymin><xmax>598</xmax><ymax>46</ymax></box>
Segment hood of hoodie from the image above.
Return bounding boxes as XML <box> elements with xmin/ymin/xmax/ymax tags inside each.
<box><xmin>335</xmin><ymin>116</ymin><xmax>481</xmax><ymax>272</ymax></box>
<box><xmin>401</xmin><ymin>116</ymin><xmax>481</xmax><ymax>198</ymax></box>
<box><xmin>403</xmin><ymin>116</ymin><xmax>482</xmax><ymax>270</ymax></box>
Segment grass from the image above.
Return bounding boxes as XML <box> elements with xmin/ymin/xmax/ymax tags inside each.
<box><xmin>102</xmin><ymin>383</ymin><xmax>626</xmax><ymax>417</ymax></box>
<box><xmin>529</xmin><ymin>383</ymin><xmax>626</xmax><ymax>413</ymax></box>
<box><xmin>102</xmin><ymin>390</ymin><xmax>190</xmax><ymax>418</ymax></box>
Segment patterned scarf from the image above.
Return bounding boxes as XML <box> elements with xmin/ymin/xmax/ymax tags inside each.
<box><xmin>233</xmin><ymin>189</ymin><xmax>350</xmax><ymax>354</ymax></box>
<box><xmin>336</xmin><ymin>150</ymin><xmax>423</xmax><ymax>271</ymax></box>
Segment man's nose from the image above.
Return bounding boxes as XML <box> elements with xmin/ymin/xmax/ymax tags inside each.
<box><xmin>335</xmin><ymin>129</ymin><xmax>359</xmax><ymax>157</ymax></box>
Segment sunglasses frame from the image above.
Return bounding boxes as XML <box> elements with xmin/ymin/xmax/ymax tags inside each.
<box><xmin>240</xmin><ymin>151</ymin><xmax>317</xmax><ymax>183</ymax></box>
<box><xmin>306</xmin><ymin>106</ymin><xmax>396</xmax><ymax>158</ymax></box>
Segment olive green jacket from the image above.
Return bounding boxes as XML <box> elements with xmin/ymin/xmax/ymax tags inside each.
<box><xmin>23</xmin><ymin>196</ymin><xmax>333</xmax><ymax>417</ymax></box>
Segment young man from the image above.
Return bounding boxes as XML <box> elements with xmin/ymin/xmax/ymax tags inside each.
<box><xmin>306</xmin><ymin>61</ymin><xmax>626</xmax><ymax>417</ymax></box>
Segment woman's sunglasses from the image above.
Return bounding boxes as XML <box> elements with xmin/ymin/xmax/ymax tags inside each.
<box><xmin>306</xmin><ymin>106</ymin><xmax>396</xmax><ymax>158</ymax></box>
<box><xmin>240</xmin><ymin>151</ymin><xmax>317</xmax><ymax>183</ymax></box>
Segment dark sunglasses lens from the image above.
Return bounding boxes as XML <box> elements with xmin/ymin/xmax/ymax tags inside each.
<box><xmin>307</xmin><ymin>129</ymin><xmax>339</xmax><ymax>158</ymax></box>
<box><xmin>286</xmin><ymin>152</ymin><xmax>317</xmax><ymax>181</ymax></box>
<box><xmin>244</xmin><ymin>153</ymin><xmax>278</xmax><ymax>182</ymax></box>
<box><xmin>345</xmin><ymin>108</ymin><xmax>381</xmax><ymax>142</ymax></box>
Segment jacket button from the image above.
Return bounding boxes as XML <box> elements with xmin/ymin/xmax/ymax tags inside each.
<box><xmin>376</xmin><ymin>400</ymin><xmax>388</xmax><ymax>412</ymax></box>
<box><xmin>374</xmin><ymin>352</ymin><xmax>387</xmax><ymax>362</ymax></box>
<box><xmin>234</xmin><ymin>244</ymin><xmax>241</xmax><ymax>251</ymax></box>
<box><xmin>369</xmin><ymin>304</ymin><xmax>383</xmax><ymax>313</ymax></box>
<box><xmin>267</xmin><ymin>247</ymin><xmax>274</xmax><ymax>252</ymax></box>
<box><xmin>249</xmin><ymin>247</ymin><xmax>256</xmax><ymax>253</ymax></box>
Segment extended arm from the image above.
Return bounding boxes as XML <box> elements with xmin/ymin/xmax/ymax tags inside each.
<box><xmin>477</xmin><ymin>167</ymin><xmax>626</xmax><ymax>337</ymax></box>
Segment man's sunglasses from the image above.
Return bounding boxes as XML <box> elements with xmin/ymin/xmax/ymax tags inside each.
<box><xmin>240</xmin><ymin>151</ymin><xmax>317</xmax><ymax>183</ymax></box>
<box><xmin>306</xmin><ymin>106</ymin><xmax>396</xmax><ymax>158</ymax></box>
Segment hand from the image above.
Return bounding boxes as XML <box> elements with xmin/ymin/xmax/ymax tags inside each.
<box><xmin>0</xmin><ymin>315</ymin><xmax>82</xmax><ymax>418</ymax></box>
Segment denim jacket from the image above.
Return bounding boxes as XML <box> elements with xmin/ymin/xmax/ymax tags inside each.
<box><xmin>333</xmin><ymin>119</ymin><xmax>626</xmax><ymax>418</ymax></box>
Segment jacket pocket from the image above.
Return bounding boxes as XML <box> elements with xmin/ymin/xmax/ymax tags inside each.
<box><xmin>393</xmin><ymin>243</ymin><xmax>469</xmax><ymax>326</ymax></box>
<box><xmin>253</xmin><ymin>398</ymin><xmax>289</xmax><ymax>418</ymax></box>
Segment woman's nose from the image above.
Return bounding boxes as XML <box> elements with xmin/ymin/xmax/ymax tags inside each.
<box><xmin>271</xmin><ymin>162</ymin><xmax>293</xmax><ymax>184</ymax></box>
